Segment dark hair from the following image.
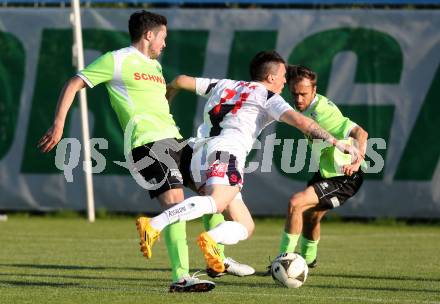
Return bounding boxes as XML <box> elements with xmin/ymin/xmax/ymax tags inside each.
<box><xmin>249</xmin><ymin>50</ymin><xmax>286</xmax><ymax>81</ymax></box>
<box><xmin>128</xmin><ymin>10</ymin><xmax>167</xmax><ymax>43</ymax></box>
<box><xmin>286</xmin><ymin>65</ymin><xmax>317</xmax><ymax>87</ymax></box>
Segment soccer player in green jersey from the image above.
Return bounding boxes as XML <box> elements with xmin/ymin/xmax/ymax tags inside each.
<box><xmin>37</xmin><ymin>10</ymin><xmax>252</xmax><ymax>292</ymax></box>
<box><xmin>276</xmin><ymin>65</ymin><xmax>368</xmax><ymax>268</ymax></box>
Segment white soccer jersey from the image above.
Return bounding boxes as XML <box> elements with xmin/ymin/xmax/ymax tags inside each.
<box><xmin>194</xmin><ymin>78</ymin><xmax>293</xmax><ymax>164</ymax></box>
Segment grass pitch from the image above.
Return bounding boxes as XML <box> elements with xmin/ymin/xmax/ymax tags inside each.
<box><xmin>0</xmin><ymin>216</ymin><xmax>439</xmax><ymax>304</ymax></box>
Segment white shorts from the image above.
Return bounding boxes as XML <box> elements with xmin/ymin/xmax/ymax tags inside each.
<box><xmin>189</xmin><ymin>138</ymin><xmax>245</xmax><ymax>191</ymax></box>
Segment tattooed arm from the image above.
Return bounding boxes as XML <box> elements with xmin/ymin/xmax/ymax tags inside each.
<box><xmin>280</xmin><ymin>109</ymin><xmax>334</xmax><ymax>142</ymax></box>
<box><xmin>342</xmin><ymin>125</ymin><xmax>368</xmax><ymax>175</ymax></box>
<box><xmin>279</xmin><ymin>110</ymin><xmax>361</xmax><ymax>162</ymax></box>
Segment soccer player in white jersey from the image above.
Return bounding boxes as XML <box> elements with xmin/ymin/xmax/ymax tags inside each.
<box><xmin>272</xmin><ymin>65</ymin><xmax>368</xmax><ymax>269</ymax></box>
<box><xmin>37</xmin><ymin>10</ymin><xmax>254</xmax><ymax>292</ymax></box>
<box><xmin>136</xmin><ymin>50</ymin><xmax>362</xmax><ymax>274</ymax></box>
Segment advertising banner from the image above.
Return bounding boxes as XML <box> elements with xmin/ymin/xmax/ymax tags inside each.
<box><xmin>0</xmin><ymin>8</ymin><xmax>439</xmax><ymax>217</ymax></box>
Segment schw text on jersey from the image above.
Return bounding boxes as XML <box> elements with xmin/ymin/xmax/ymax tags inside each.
<box><xmin>133</xmin><ymin>73</ymin><xmax>165</xmax><ymax>84</ymax></box>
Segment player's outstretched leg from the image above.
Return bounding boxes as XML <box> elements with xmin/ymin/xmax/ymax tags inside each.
<box><xmin>136</xmin><ymin>217</ymin><xmax>160</xmax><ymax>259</ymax></box>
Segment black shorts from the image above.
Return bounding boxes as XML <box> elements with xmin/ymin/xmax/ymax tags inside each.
<box><xmin>307</xmin><ymin>170</ymin><xmax>364</xmax><ymax>210</ymax></box>
<box><xmin>131</xmin><ymin>138</ymin><xmax>185</xmax><ymax>199</ymax></box>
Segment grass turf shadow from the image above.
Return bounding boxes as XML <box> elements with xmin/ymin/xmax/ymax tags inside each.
<box><xmin>314</xmin><ymin>272</ymin><xmax>440</xmax><ymax>283</ymax></box>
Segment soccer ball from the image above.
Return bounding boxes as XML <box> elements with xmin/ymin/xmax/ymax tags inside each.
<box><xmin>271</xmin><ymin>253</ymin><xmax>308</xmax><ymax>288</ymax></box>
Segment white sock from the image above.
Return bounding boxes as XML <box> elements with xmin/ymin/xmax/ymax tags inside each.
<box><xmin>207</xmin><ymin>221</ymin><xmax>249</xmax><ymax>245</ymax></box>
<box><xmin>150</xmin><ymin>196</ymin><xmax>217</xmax><ymax>231</ymax></box>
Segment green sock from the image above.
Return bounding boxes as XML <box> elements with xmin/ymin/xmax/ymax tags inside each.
<box><xmin>163</xmin><ymin>221</ymin><xmax>189</xmax><ymax>282</ymax></box>
<box><xmin>203</xmin><ymin>213</ymin><xmax>226</xmax><ymax>260</ymax></box>
<box><xmin>299</xmin><ymin>235</ymin><xmax>319</xmax><ymax>264</ymax></box>
<box><xmin>279</xmin><ymin>232</ymin><xmax>300</xmax><ymax>254</ymax></box>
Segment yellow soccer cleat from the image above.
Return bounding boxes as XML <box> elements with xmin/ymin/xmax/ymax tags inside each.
<box><xmin>136</xmin><ymin>217</ymin><xmax>160</xmax><ymax>259</ymax></box>
<box><xmin>197</xmin><ymin>232</ymin><xmax>225</xmax><ymax>273</ymax></box>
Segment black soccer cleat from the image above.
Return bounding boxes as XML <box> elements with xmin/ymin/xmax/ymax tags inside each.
<box><xmin>307</xmin><ymin>258</ymin><xmax>318</xmax><ymax>268</ymax></box>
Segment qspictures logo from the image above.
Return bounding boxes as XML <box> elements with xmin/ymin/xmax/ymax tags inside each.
<box><xmin>54</xmin><ymin>115</ymin><xmax>385</xmax><ymax>190</ymax></box>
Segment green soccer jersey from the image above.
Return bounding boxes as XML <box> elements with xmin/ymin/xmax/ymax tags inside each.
<box><xmin>301</xmin><ymin>94</ymin><xmax>365</xmax><ymax>178</ymax></box>
<box><xmin>78</xmin><ymin>46</ymin><xmax>182</xmax><ymax>149</ymax></box>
